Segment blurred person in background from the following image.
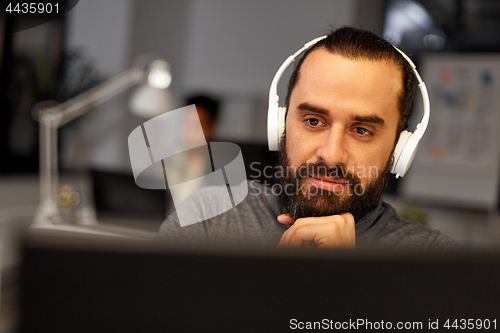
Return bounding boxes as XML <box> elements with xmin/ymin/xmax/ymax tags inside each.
<box><xmin>164</xmin><ymin>94</ymin><xmax>220</xmax><ymax>202</ymax></box>
<box><xmin>187</xmin><ymin>94</ymin><xmax>219</xmax><ymax>142</ymax></box>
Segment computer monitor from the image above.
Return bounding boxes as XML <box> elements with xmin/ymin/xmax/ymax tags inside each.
<box><xmin>20</xmin><ymin>231</ymin><xmax>500</xmax><ymax>333</ymax></box>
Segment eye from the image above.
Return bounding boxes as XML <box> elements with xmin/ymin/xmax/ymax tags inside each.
<box><xmin>354</xmin><ymin>127</ymin><xmax>372</xmax><ymax>136</ymax></box>
<box><xmin>305</xmin><ymin>118</ymin><xmax>325</xmax><ymax>127</ymax></box>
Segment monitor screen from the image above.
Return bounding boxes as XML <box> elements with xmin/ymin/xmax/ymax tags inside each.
<box><xmin>20</xmin><ymin>231</ymin><xmax>500</xmax><ymax>333</ymax></box>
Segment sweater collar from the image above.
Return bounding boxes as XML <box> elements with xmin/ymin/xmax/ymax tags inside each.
<box><xmin>354</xmin><ymin>200</ymin><xmax>384</xmax><ymax>235</ymax></box>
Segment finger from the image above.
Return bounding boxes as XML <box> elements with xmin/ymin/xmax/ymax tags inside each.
<box><xmin>284</xmin><ymin>221</ymin><xmax>355</xmax><ymax>248</ymax></box>
<box><xmin>278</xmin><ymin>230</ymin><xmax>286</xmax><ymax>246</ymax></box>
<box><xmin>292</xmin><ymin>214</ymin><xmax>345</xmax><ymax>225</ymax></box>
<box><xmin>279</xmin><ymin>223</ymin><xmax>298</xmax><ymax>246</ymax></box>
<box><xmin>277</xmin><ymin>214</ymin><xmax>295</xmax><ymax>224</ymax></box>
<box><xmin>339</xmin><ymin>213</ymin><xmax>356</xmax><ymax>247</ymax></box>
<box><xmin>340</xmin><ymin>212</ymin><xmax>355</xmax><ymax>225</ymax></box>
<box><xmin>280</xmin><ymin>222</ymin><xmax>317</xmax><ymax>246</ymax></box>
<box><xmin>279</xmin><ymin>218</ymin><xmax>327</xmax><ymax>246</ymax></box>
<box><xmin>280</xmin><ymin>214</ymin><xmax>354</xmax><ymax>247</ymax></box>
<box><xmin>287</xmin><ymin>225</ymin><xmax>322</xmax><ymax>246</ymax></box>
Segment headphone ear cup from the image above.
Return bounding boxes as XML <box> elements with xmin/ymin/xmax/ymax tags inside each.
<box><xmin>268</xmin><ymin>105</ymin><xmax>286</xmax><ymax>151</ymax></box>
<box><xmin>267</xmin><ymin>104</ymin><xmax>279</xmax><ymax>151</ymax></box>
<box><xmin>276</xmin><ymin>106</ymin><xmax>286</xmax><ymax>147</ymax></box>
<box><xmin>391</xmin><ymin>130</ymin><xmax>421</xmax><ymax>178</ymax></box>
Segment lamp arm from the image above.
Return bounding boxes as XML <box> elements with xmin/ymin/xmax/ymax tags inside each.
<box><xmin>33</xmin><ymin>60</ymin><xmax>158</xmax><ymax>226</ymax></box>
<box><xmin>57</xmin><ymin>66</ymin><xmax>145</xmax><ymax>127</ymax></box>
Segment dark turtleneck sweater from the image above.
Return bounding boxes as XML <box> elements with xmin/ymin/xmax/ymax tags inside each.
<box><xmin>156</xmin><ymin>181</ymin><xmax>459</xmax><ymax>250</ymax></box>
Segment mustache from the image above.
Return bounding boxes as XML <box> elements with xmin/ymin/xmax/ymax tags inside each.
<box><xmin>295</xmin><ymin>162</ymin><xmax>359</xmax><ymax>184</ymax></box>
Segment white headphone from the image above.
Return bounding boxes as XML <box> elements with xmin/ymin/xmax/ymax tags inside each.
<box><xmin>267</xmin><ymin>35</ymin><xmax>430</xmax><ymax>179</ymax></box>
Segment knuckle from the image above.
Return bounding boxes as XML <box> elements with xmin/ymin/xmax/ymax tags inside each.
<box><xmin>294</xmin><ymin>218</ymin><xmax>309</xmax><ymax>225</ymax></box>
<box><xmin>330</xmin><ymin>223</ymin><xmax>340</xmax><ymax>233</ymax></box>
<box><xmin>340</xmin><ymin>213</ymin><xmax>354</xmax><ymax>223</ymax></box>
<box><xmin>330</xmin><ymin>215</ymin><xmax>344</xmax><ymax>225</ymax></box>
<box><xmin>294</xmin><ymin>225</ymin><xmax>305</xmax><ymax>236</ymax></box>
<box><xmin>343</xmin><ymin>212</ymin><xmax>355</xmax><ymax>220</ymax></box>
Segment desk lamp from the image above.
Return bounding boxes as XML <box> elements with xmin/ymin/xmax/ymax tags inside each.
<box><xmin>31</xmin><ymin>55</ymin><xmax>172</xmax><ymax>237</ymax></box>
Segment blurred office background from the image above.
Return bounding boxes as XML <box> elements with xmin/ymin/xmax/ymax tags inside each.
<box><xmin>1</xmin><ymin>0</ymin><xmax>500</xmax><ymax>330</ymax></box>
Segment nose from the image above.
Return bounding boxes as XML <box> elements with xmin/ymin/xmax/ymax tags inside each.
<box><xmin>315</xmin><ymin>125</ymin><xmax>349</xmax><ymax>167</ymax></box>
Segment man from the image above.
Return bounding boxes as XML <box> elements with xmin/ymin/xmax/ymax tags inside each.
<box><xmin>164</xmin><ymin>94</ymin><xmax>220</xmax><ymax>203</ymax></box>
<box><xmin>185</xmin><ymin>94</ymin><xmax>220</xmax><ymax>142</ymax></box>
<box><xmin>156</xmin><ymin>27</ymin><xmax>458</xmax><ymax>250</ymax></box>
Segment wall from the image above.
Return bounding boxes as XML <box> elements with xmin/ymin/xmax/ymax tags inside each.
<box><xmin>61</xmin><ymin>0</ymin><xmax>380</xmax><ymax>168</ymax></box>
<box><xmin>181</xmin><ymin>0</ymin><xmax>356</xmax><ymax>141</ymax></box>
<box><xmin>62</xmin><ymin>0</ymin><xmax>135</xmax><ymax>171</ymax></box>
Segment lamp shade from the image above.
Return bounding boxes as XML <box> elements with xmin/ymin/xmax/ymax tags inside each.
<box><xmin>129</xmin><ymin>59</ymin><xmax>174</xmax><ymax>118</ymax></box>
<box><xmin>129</xmin><ymin>85</ymin><xmax>174</xmax><ymax>118</ymax></box>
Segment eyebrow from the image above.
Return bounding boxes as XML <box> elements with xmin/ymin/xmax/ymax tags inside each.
<box><xmin>351</xmin><ymin>115</ymin><xmax>385</xmax><ymax>128</ymax></box>
<box><xmin>297</xmin><ymin>102</ymin><xmax>329</xmax><ymax>115</ymax></box>
<box><xmin>297</xmin><ymin>102</ymin><xmax>386</xmax><ymax>128</ymax></box>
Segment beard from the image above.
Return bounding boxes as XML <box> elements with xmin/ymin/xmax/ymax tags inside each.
<box><xmin>277</xmin><ymin>133</ymin><xmax>391</xmax><ymax>222</ymax></box>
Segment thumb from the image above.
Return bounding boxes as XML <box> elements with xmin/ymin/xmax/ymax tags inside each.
<box><xmin>277</xmin><ymin>214</ymin><xmax>295</xmax><ymax>225</ymax></box>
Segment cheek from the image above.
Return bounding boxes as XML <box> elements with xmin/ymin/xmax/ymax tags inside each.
<box><xmin>285</xmin><ymin>122</ymin><xmax>312</xmax><ymax>167</ymax></box>
<box><xmin>376</xmin><ymin>135</ymin><xmax>397</xmax><ymax>166</ymax></box>
<box><xmin>345</xmin><ymin>134</ymin><xmax>395</xmax><ymax>177</ymax></box>
<box><xmin>354</xmin><ymin>144</ymin><xmax>393</xmax><ymax>180</ymax></box>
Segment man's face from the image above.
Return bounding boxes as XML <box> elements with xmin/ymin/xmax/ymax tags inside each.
<box><xmin>278</xmin><ymin>48</ymin><xmax>402</xmax><ymax>221</ymax></box>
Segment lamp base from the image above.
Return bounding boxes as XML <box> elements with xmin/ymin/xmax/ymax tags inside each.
<box><xmin>74</xmin><ymin>205</ymin><xmax>98</xmax><ymax>225</ymax></box>
<box><xmin>33</xmin><ymin>199</ymin><xmax>63</xmax><ymax>225</ymax></box>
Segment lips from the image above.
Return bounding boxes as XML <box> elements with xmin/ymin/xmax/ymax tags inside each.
<box><xmin>309</xmin><ymin>175</ymin><xmax>349</xmax><ymax>184</ymax></box>
<box><xmin>307</xmin><ymin>175</ymin><xmax>350</xmax><ymax>192</ymax></box>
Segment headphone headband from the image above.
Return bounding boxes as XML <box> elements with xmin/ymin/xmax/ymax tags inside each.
<box><xmin>267</xmin><ymin>35</ymin><xmax>430</xmax><ymax>178</ymax></box>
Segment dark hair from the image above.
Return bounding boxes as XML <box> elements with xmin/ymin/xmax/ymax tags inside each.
<box><xmin>185</xmin><ymin>94</ymin><xmax>220</xmax><ymax>123</ymax></box>
<box><xmin>285</xmin><ymin>27</ymin><xmax>416</xmax><ymax>135</ymax></box>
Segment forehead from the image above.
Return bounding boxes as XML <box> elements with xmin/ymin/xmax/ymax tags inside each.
<box><xmin>291</xmin><ymin>48</ymin><xmax>402</xmax><ymax>123</ymax></box>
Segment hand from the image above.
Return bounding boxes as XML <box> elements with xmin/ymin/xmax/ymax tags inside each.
<box><xmin>277</xmin><ymin>213</ymin><xmax>355</xmax><ymax>248</ymax></box>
